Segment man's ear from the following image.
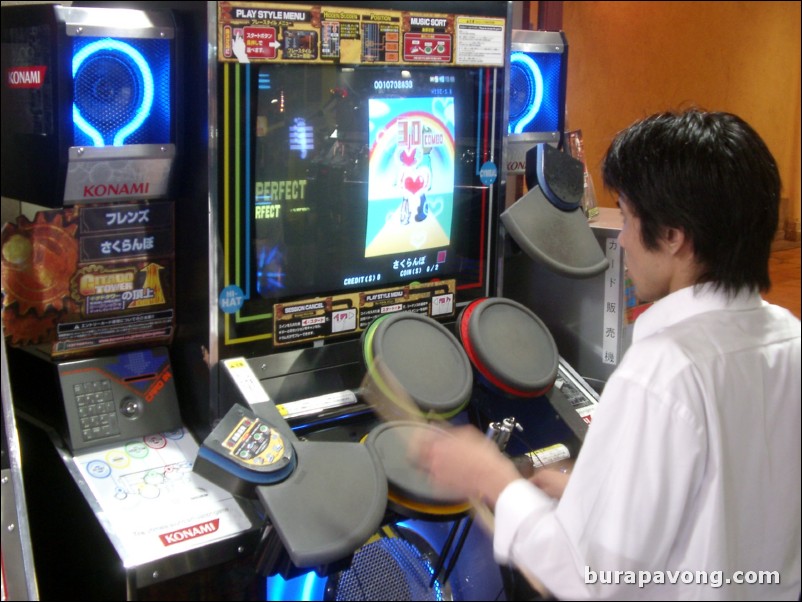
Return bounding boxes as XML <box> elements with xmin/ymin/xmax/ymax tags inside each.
<box><xmin>663</xmin><ymin>226</ymin><xmax>692</xmax><ymax>257</ymax></box>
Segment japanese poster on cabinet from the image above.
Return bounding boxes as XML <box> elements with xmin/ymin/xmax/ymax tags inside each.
<box><xmin>1</xmin><ymin>201</ymin><xmax>175</xmax><ymax>358</ymax></box>
<box><xmin>217</xmin><ymin>1</ymin><xmax>505</xmax><ymax>67</ymax></box>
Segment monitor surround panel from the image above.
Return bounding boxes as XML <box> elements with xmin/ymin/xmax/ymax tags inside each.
<box><xmin>0</xmin><ymin>4</ymin><xmax>176</xmax><ymax>206</ymax></box>
<box><xmin>504</xmin><ymin>29</ymin><xmax>568</xmax><ymax>175</ymax></box>
<box><xmin>218</xmin><ymin>57</ymin><xmax>507</xmax><ymax>357</ymax></box>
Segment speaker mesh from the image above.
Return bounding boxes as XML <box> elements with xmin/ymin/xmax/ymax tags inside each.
<box><xmin>72</xmin><ymin>37</ymin><xmax>171</xmax><ymax>146</ymax></box>
<box><xmin>327</xmin><ymin>534</ymin><xmax>450</xmax><ymax>601</ymax></box>
<box><xmin>75</xmin><ymin>51</ymin><xmax>143</xmax><ymax>130</ymax></box>
<box><xmin>509</xmin><ymin>62</ymin><xmax>535</xmax><ymax>125</ymax></box>
<box><xmin>507</xmin><ymin>50</ymin><xmax>564</xmax><ymax>135</ymax></box>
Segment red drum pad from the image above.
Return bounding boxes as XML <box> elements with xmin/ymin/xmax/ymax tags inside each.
<box><xmin>458</xmin><ymin>297</ymin><xmax>558</xmax><ymax>398</ymax></box>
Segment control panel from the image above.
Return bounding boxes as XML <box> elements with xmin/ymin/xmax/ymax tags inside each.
<box><xmin>57</xmin><ymin>347</ymin><xmax>182</xmax><ymax>452</ymax></box>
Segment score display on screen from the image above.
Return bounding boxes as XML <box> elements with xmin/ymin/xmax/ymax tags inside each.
<box><xmin>250</xmin><ymin>64</ymin><xmax>490</xmax><ymax>306</ymax></box>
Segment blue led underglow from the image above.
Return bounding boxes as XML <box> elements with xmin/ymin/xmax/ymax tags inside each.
<box><xmin>300</xmin><ymin>572</ymin><xmax>318</xmax><ymax>600</ymax></box>
<box><xmin>510</xmin><ymin>52</ymin><xmax>544</xmax><ymax>134</ymax></box>
<box><xmin>266</xmin><ymin>571</ymin><xmax>325</xmax><ymax>601</ymax></box>
<box><xmin>72</xmin><ymin>38</ymin><xmax>155</xmax><ymax>146</ymax></box>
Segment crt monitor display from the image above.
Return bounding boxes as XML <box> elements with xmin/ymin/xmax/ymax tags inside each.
<box><xmin>252</xmin><ymin>64</ymin><xmax>491</xmax><ymax>301</ymax></box>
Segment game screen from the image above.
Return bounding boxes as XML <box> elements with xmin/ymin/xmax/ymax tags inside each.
<box><xmin>250</xmin><ymin>63</ymin><xmax>489</xmax><ymax>305</ymax></box>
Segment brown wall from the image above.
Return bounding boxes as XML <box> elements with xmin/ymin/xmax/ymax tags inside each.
<box><xmin>532</xmin><ymin>1</ymin><xmax>801</xmax><ymax>239</ymax></box>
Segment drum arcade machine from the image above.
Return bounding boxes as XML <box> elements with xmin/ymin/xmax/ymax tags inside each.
<box><xmin>2</xmin><ymin>0</ymin><xmax>608</xmax><ymax>598</ymax></box>
<box><xmin>176</xmin><ymin>2</ymin><xmax>605</xmax><ymax>600</ymax></box>
<box><xmin>185</xmin><ymin>2</ymin><xmax>515</xmax><ymax>598</ymax></box>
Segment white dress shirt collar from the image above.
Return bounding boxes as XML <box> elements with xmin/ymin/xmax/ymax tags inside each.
<box><xmin>633</xmin><ymin>283</ymin><xmax>764</xmax><ymax>342</ymax></box>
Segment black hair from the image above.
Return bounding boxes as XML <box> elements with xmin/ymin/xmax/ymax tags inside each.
<box><xmin>602</xmin><ymin>109</ymin><xmax>780</xmax><ymax>294</ymax></box>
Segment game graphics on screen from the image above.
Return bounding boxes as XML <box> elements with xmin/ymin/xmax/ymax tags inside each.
<box><xmin>249</xmin><ymin>65</ymin><xmax>480</xmax><ymax>309</ymax></box>
<box><xmin>365</xmin><ymin>96</ymin><xmax>455</xmax><ymax>258</ymax></box>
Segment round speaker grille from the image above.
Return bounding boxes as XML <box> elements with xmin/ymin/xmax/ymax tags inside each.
<box><xmin>509</xmin><ymin>61</ymin><xmax>536</xmax><ymax>125</ymax></box>
<box><xmin>75</xmin><ymin>52</ymin><xmax>143</xmax><ymax>130</ymax></box>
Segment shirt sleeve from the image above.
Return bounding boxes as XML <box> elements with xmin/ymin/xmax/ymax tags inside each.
<box><xmin>494</xmin><ymin>478</ymin><xmax>555</xmax><ymax>563</ymax></box>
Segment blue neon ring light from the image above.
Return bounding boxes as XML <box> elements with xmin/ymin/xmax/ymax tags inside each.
<box><xmin>72</xmin><ymin>38</ymin><xmax>155</xmax><ymax>147</ymax></box>
<box><xmin>510</xmin><ymin>52</ymin><xmax>544</xmax><ymax>135</ymax></box>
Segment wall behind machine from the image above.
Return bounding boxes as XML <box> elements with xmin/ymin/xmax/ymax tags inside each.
<box><xmin>541</xmin><ymin>1</ymin><xmax>801</xmax><ymax>242</ymax></box>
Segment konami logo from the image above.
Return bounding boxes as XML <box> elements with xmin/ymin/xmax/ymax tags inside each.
<box><xmin>7</xmin><ymin>66</ymin><xmax>47</xmax><ymax>89</ymax></box>
<box><xmin>159</xmin><ymin>518</ymin><xmax>220</xmax><ymax>546</ymax></box>
<box><xmin>83</xmin><ymin>182</ymin><xmax>150</xmax><ymax>198</ymax></box>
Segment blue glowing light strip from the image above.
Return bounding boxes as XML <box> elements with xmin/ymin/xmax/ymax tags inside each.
<box><xmin>510</xmin><ymin>52</ymin><xmax>544</xmax><ymax>135</ymax></box>
<box><xmin>72</xmin><ymin>38</ymin><xmax>155</xmax><ymax>146</ymax></box>
<box><xmin>244</xmin><ymin>64</ymin><xmax>252</xmax><ymax>299</ymax></box>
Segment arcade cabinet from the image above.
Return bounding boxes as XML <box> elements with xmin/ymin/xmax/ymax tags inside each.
<box><xmin>183</xmin><ymin>2</ymin><xmax>518</xmax><ymax>598</ymax></box>
<box><xmin>1</xmin><ymin>3</ymin><xmax>262</xmax><ymax>598</ymax></box>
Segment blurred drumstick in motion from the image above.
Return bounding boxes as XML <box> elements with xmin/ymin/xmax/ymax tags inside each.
<box><xmin>359</xmin><ymin>356</ymin><xmax>550</xmax><ymax>598</ymax></box>
<box><xmin>359</xmin><ymin>354</ymin><xmax>431</xmax><ymax>423</ymax></box>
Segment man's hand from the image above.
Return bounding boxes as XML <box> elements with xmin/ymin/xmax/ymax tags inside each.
<box><xmin>412</xmin><ymin>424</ymin><xmax>522</xmax><ymax>508</ymax></box>
<box><xmin>530</xmin><ymin>466</ymin><xmax>571</xmax><ymax>499</ymax></box>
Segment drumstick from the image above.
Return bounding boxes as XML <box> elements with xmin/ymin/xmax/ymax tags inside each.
<box><xmin>359</xmin><ymin>356</ymin><xmax>551</xmax><ymax>598</ymax></box>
